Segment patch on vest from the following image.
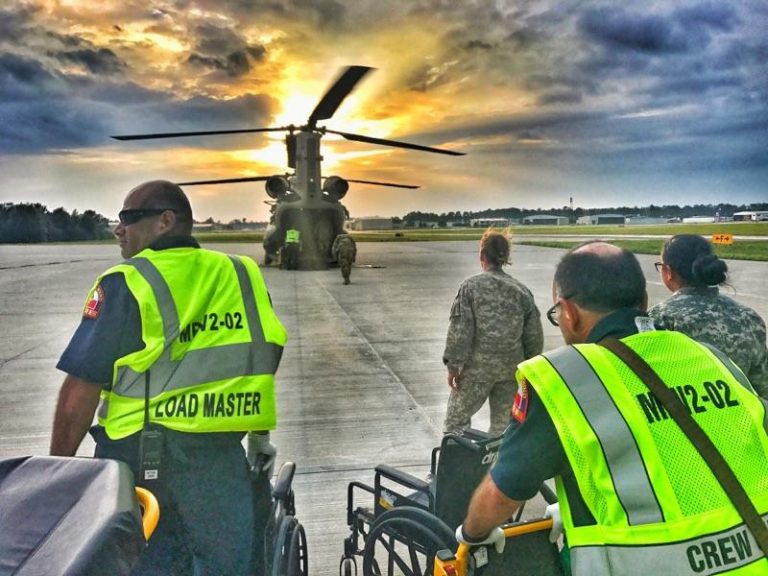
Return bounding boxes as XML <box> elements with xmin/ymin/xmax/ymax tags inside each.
<box><xmin>83</xmin><ymin>285</ymin><xmax>105</xmax><ymax>319</ymax></box>
<box><xmin>511</xmin><ymin>379</ymin><xmax>529</xmax><ymax>423</ymax></box>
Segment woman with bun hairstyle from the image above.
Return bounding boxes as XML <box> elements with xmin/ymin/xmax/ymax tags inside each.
<box><xmin>649</xmin><ymin>234</ymin><xmax>768</xmax><ymax>398</ymax></box>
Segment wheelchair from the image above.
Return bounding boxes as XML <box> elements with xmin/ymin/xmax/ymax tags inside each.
<box><xmin>262</xmin><ymin>461</ymin><xmax>309</xmax><ymax>576</ymax></box>
<box><xmin>0</xmin><ymin>455</ymin><xmax>307</xmax><ymax>576</ymax></box>
<box><xmin>0</xmin><ymin>455</ymin><xmax>159</xmax><ymax>576</ymax></box>
<box><xmin>341</xmin><ymin>428</ymin><xmax>522</xmax><ymax>576</ymax></box>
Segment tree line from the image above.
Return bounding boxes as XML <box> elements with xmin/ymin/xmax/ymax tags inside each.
<box><xmin>0</xmin><ymin>203</ymin><xmax>112</xmax><ymax>243</ymax></box>
<box><xmin>401</xmin><ymin>203</ymin><xmax>768</xmax><ymax>226</ymax></box>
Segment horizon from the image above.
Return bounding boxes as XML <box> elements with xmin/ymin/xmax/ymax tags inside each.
<box><xmin>1</xmin><ymin>1</ymin><xmax>766</xmax><ymax>222</ymax></box>
<box><xmin>5</xmin><ymin>199</ymin><xmax>765</xmax><ymax>226</ymax></box>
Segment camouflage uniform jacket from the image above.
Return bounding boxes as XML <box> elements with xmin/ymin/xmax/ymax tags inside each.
<box><xmin>332</xmin><ymin>234</ymin><xmax>356</xmax><ymax>263</ymax></box>
<box><xmin>649</xmin><ymin>286</ymin><xmax>768</xmax><ymax>398</ymax></box>
<box><xmin>443</xmin><ymin>269</ymin><xmax>543</xmax><ymax>382</ymax></box>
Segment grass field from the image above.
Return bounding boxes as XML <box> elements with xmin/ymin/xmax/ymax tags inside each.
<box><xmin>516</xmin><ymin>239</ymin><xmax>768</xmax><ymax>262</ymax></box>
<box><xmin>194</xmin><ymin>222</ymin><xmax>768</xmax><ymax>261</ymax></box>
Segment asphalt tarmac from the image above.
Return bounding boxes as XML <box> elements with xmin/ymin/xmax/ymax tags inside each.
<box><xmin>1</xmin><ymin>240</ymin><xmax>766</xmax><ymax>574</ymax></box>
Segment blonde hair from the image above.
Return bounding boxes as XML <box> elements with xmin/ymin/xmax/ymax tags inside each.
<box><xmin>480</xmin><ymin>228</ymin><xmax>511</xmax><ymax>268</ymax></box>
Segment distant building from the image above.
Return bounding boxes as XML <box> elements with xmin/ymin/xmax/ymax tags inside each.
<box><xmin>734</xmin><ymin>211</ymin><xmax>768</xmax><ymax>222</ymax></box>
<box><xmin>577</xmin><ymin>214</ymin><xmax>626</xmax><ymax>225</ymax></box>
<box><xmin>228</xmin><ymin>220</ymin><xmax>267</xmax><ymax>231</ymax></box>
<box><xmin>470</xmin><ymin>217</ymin><xmax>511</xmax><ymax>228</ymax></box>
<box><xmin>523</xmin><ymin>214</ymin><xmax>569</xmax><ymax>225</ymax></box>
<box><xmin>349</xmin><ymin>217</ymin><xmax>393</xmax><ymax>231</ymax></box>
<box><xmin>624</xmin><ymin>216</ymin><xmax>668</xmax><ymax>225</ymax></box>
<box><xmin>682</xmin><ymin>216</ymin><xmax>717</xmax><ymax>224</ymax></box>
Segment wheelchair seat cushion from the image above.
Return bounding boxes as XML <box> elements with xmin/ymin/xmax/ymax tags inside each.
<box><xmin>0</xmin><ymin>456</ymin><xmax>145</xmax><ymax>576</ymax></box>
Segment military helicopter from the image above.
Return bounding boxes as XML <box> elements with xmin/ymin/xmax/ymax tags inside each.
<box><xmin>112</xmin><ymin>66</ymin><xmax>464</xmax><ymax>269</ymax></box>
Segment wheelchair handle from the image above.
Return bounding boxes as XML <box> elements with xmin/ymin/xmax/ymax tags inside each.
<box><xmin>436</xmin><ymin>518</ymin><xmax>554</xmax><ymax>576</ymax></box>
<box><xmin>273</xmin><ymin>461</ymin><xmax>296</xmax><ymax>500</ymax></box>
<box><xmin>135</xmin><ymin>486</ymin><xmax>160</xmax><ymax>540</ymax></box>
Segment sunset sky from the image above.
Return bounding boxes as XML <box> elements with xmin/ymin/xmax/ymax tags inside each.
<box><xmin>1</xmin><ymin>1</ymin><xmax>766</xmax><ymax>223</ymax></box>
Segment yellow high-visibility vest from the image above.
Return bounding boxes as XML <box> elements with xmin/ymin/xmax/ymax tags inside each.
<box><xmin>517</xmin><ymin>330</ymin><xmax>768</xmax><ymax>575</ymax></box>
<box><xmin>95</xmin><ymin>247</ymin><xmax>287</xmax><ymax>439</ymax></box>
<box><xmin>285</xmin><ymin>229</ymin><xmax>300</xmax><ymax>244</ymax></box>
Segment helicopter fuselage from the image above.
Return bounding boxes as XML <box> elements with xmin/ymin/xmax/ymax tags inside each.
<box><xmin>263</xmin><ymin>130</ymin><xmax>348</xmax><ymax>269</ymax></box>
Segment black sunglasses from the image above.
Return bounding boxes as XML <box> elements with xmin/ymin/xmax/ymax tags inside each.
<box><xmin>546</xmin><ymin>302</ymin><xmax>562</xmax><ymax>327</ymax></box>
<box><xmin>118</xmin><ymin>208</ymin><xmax>177</xmax><ymax>226</ymax></box>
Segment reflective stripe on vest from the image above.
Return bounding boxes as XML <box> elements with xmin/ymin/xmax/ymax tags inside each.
<box><xmin>572</xmin><ymin>513</ymin><xmax>768</xmax><ymax>576</ymax></box>
<box><xmin>111</xmin><ymin>255</ymin><xmax>282</xmax><ymax>398</ymax></box>
<box><xmin>285</xmin><ymin>229</ymin><xmax>300</xmax><ymax>243</ymax></box>
<box><xmin>546</xmin><ymin>345</ymin><xmax>665</xmax><ymax>526</ymax></box>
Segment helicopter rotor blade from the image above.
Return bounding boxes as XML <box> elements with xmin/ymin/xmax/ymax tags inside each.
<box><xmin>177</xmin><ymin>176</ymin><xmax>272</xmax><ymax>186</ymax></box>
<box><xmin>344</xmin><ymin>178</ymin><xmax>419</xmax><ymax>189</ymax></box>
<box><xmin>112</xmin><ymin>127</ymin><xmax>286</xmax><ymax>141</ymax></box>
<box><xmin>307</xmin><ymin>66</ymin><xmax>374</xmax><ymax>127</ymax></box>
<box><xmin>326</xmin><ymin>129</ymin><xmax>465</xmax><ymax>156</ymax></box>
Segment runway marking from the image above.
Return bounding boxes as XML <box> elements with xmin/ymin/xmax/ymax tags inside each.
<box><xmin>0</xmin><ymin>259</ymin><xmax>112</xmax><ymax>270</ymax></box>
<box><xmin>0</xmin><ymin>346</ymin><xmax>39</xmax><ymax>369</ymax></box>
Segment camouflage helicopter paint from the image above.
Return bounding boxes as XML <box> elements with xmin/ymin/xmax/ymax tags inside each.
<box><xmin>113</xmin><ymin>66</ymin><xmax>463</xmax><ymax>269</ymax></box>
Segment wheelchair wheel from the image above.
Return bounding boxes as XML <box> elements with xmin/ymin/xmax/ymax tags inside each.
<box><xmin>340</xmin><ymin>556</ymin><xmax>357</xmax><ymax>576</ymax></box>
<box><xmin>361</xmin><ymin>507</ymin><xmax>455</xmax><ymax>576</ymax></box>
<box><xmin>271</xmin><ymin>515</ymin><xmax>308</xmax><ymax>576</ymax></box>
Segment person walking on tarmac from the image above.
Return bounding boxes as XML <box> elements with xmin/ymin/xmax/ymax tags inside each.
<box><xmin>281</xmin><ymin>227</ymin><xmax>301</xmax><ymax>270</ymax></box>
<box><xmin>332</xmin><ymin>232</ymin><xmax>356</xmax><ymax>285</ymax></box>
<box><xmin>442</xmin><ymin>229</ymin><xmax>543</xmax><ymax>436</ymax></box>
<box><xmin>50</xmin><ymin>180</ymin><xmax>287</xmax><ymax>576</ymax></box>
<box><xmin>457</xmin><ymin>242</ymin><xmax>768</xmax><ymax>575</ymax></box>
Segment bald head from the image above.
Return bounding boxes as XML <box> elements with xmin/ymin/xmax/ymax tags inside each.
<box><xmin>554</xmin><ymin>241</ymin><xmax>646</xmax><ymax>313</ymax></box>
<box><xmin>128</xmin><ymin>180</ymin><xmax>193</xmax><ymax>235</ymax></box>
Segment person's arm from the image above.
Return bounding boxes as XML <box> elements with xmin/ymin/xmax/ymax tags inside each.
<box><xmin>463</xmin><ymin>475</ymin><xmax>524</xmax><ymax>538</ymax></box>
<box><xmin>522</xmin><ymin>299</ymin><xmax>544</xmax><ymax>359</ymax></box>
<box><xmin>443</xmin><ymin>284</ymin><xmax>474</xmax><ymax>383</ymax></box>
<box><xmin>50</xmin><ymin>374</ymin><xmax>102</xmax><ymax>456</ymax></box>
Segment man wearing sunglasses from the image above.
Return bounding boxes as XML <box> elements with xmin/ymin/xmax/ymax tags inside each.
<box><xmin>457</xmin><ymin>241</ymin><xmax>768</xmax><ymax>575</ymax></box>
<box><xmin>50</xmin><ymin>180</ymin><xmax>287</xmax><ymax>575</ymax></box>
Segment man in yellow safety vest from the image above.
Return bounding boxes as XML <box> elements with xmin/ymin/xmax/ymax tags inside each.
<box><xmin>457</xmin><ymin>241</ymin><xmax>768</xmax><ymax>575</ymax></box>
<box><xmin>51</xmin><ymin>180</ymin><xmax>287</xmax><ymax>575</ymax></box>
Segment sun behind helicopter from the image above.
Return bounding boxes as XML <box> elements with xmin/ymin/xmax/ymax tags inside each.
<box><xmin>113</xmin><ymin>66</ymin><xmax>464</xmax><ymax>269</ymax></box>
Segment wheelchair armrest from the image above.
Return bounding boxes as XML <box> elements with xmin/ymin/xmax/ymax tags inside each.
<box><xmin>375</xmin><ymin>464</ymin><xmax>430</xmax><ymax>493</ymax></box>
<box><xmin>273</xmin><ymin>462</ymin><xmax>296</xmax><ymax>500</ymax></box>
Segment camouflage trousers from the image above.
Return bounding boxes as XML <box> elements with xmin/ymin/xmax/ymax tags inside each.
<box><xmin>338</xmin><ymin>258</ymin><xmax>353</xmax><ymax>284</ymax></box>
<box><xmin>443</xmin><ymin>376</ymin><xmax>517</xmax><ymax>437</ymax></box>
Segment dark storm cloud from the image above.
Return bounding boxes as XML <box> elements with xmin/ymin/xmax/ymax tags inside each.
<box><xmin>185</xmin><ymin>22</ymin><xmax>267</xmax><ymax>78</ymax></box>
<box><xmin>673</xmin><ymin>2</ymin><xmax>739</xmax><ymax>33</ymax></box>
<box><xmin>44</xmin><ymin>30</ymin><xmax>89</xmax><ymax>49</ymax></box>
<box><xmin>0</xmin><ymin>5</ymin><xmax>36</xmax><ymax>42</ymax></box>
<box><xmin>0</xmin><ymin>53</ymin><xmax>65</xmax><ymax>101</ymax></box>
<box><xmin>106</xmin><ymin>93</ymin><xmax>278</xmax><ymax>154</ymax></box>
<box><xmin>0</xmin><ymin>45</ymin><xmax>275</xmax><ymax>154</ymax></box>
<box><xmin>187</xmin><ymin>51</ymin><xmax>252</xmax><ymax>77</ymax></box>
<box><xmin>54</xmin><ymin>48</ymin><xmax>127</xmax><ymax>75</ymax></box>
<box><xmin>579</xmin><ymin>8</ymin><xmax>688</xmax><ymax>54</ymax></box>
<box><xmin>0</xmin><ymin>98</ymin><xmax>112</xmax><ymax>153</ymax></box>
<box><xmin>194</xmin><ymin>22</ymin><xmax>247</xmax><ymax>55</ymax></box>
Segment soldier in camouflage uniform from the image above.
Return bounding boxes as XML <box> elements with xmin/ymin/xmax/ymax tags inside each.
<box><xmin>649</xmin><ymin>234</ymin><xmax>768</xmax><ymax>399</ymax></box>
<box><xmin>442</xmin><ymin>229</ymin><xmax>544</xmax><ymax>436</ymax></box>
<box><xmin>332</xmin><ymin>233</ymin><xmax>357</xmax><ymax>285</ymax></box>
